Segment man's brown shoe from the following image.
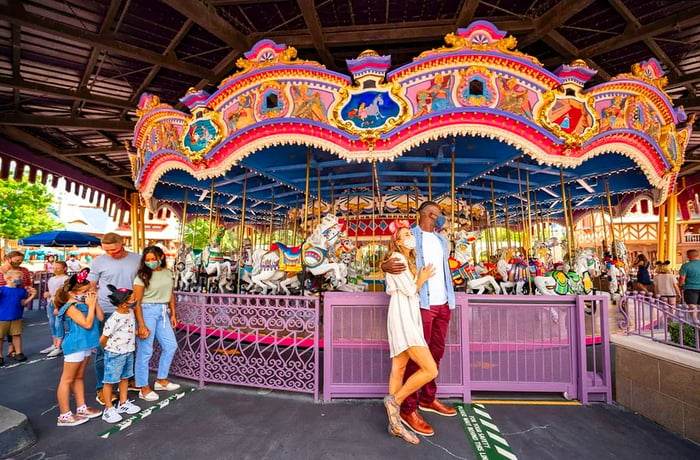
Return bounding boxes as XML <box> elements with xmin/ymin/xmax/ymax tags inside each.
<box><xmin>400</xmin><ymin>410</ymin><xmax>434</xmax><ymax>436</ymax></box>
<box><xmin>419</xmin><ymin>399</ymin><xmax>457</xmax><ymax>417</ymax></box>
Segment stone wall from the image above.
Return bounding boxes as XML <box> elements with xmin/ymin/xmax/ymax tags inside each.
<box><xmin>612</xmin><ymin>335</ymin><xmax>700</xmax><ymax>443</ymax></box>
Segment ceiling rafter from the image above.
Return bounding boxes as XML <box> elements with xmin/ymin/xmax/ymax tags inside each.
<box><xmin>71</xmin><ymin>0</ymin><xmax>125</xmax><ymax>117</ymax></box>
<box><xmin>0</xmin><ymin>126</ymin><xmax>134</xmax><ymax>190</ymax></box>
<box><xmin>160</xmin><ymin>0</ymin><xmax>252</xmax><ymax>51</ymax></box>
<box><xmin>519</xmin><ymin>0</ymin><xmax>595</xmax><ymax>48</ymax></box>
<box><xmin>0</xmin><ymin>76</ymin><xmax>133</xmax><ymax>110</ymax></box>
<box><xmin>0</xmin><ymin>3</ymin><xmax>216</xmax><ymax>80</ymax></box>
<box><xmin>60</xmin><ymin>144</ymin><xmax>125</xmax><ymax>157</ymax></box>
<box><xmin>0</xmin><ymin>113</ymin><xmax>134</xmax><ymax>130</ymax></box>
<box><xmin>455</xmin><ymin>0</ymin><xmax>480</xmax><ymax>28</ymax></box>
<box><xmin>296</xmin><ymin>0</ymin><xmax>336</xmax><ymax>69</ymax></box>
<box><xmin>11</xmin><ymin>23</ymin><xmax>20</xmax><ymax>109</ymax></box>
<box><xmin>541</xmin><ymin>31</ymin><xmax>612</xmax><ymax>81</ymax></box>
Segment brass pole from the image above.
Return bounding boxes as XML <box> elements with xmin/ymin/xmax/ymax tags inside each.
<box><xmin>451</xmin><ymin>149</ymin><xmax>456</xmax><ymax>242</ymax></box>
<box><xmin>559</xmin><ymin>169</ymin><xmax>573</xmax><ymax>267</ymax></box>
<box><xmin>303</xmin><ymin>150</ymin><xmax>311</xmax><ymax>238</ymax></box>
<box><xmin>504</xmin><ymin>196</ymin><xmax>511</xmax><ymax>248</ymax></box>
<box><xmin>268</xmin><ymin>192</ymin><xmax>275</xmax><ymax>245</ymax></box>
<box><xmin>317</xmin><ymin>165</ymin><xmax>322</xmax><ymax>224</ymax></box>
<box><xmin>180</xmin><ymin>190</ymin><xmax>189</xmax><ymax>245</ymax></box>
<box><xmin>525</xmin><ymin>171</ymin><xmax>534</xmax><ymax>254</ymax></box>
<box><xmin>236</xmin><ymin>173</ymin><xmax>248</xmax><ymax>293</ymax></box>
<box><xmin>516</xmin><ymin>161</ymin><xmax>529</xmax><ymax>254</ymax></box>
<box><xmin>427</xmin><ymin>164</ymin><xmax>432</xmax><ymax>201</ymax></box>
<box><xmin>490</xmin><ymin>181</ymin><xmax>498</xmax><ymax>254</ymax></box>
<box><xmin>604</xmin><ymin>179</ymin><xmax>617</xmax><ymax>252</ymax></box>
<box><xmin>207</xmin><ymin>178</ymin><xmax>215</xmax><ymax>240</ymax></box>
<box><xmin>292</xmin><ymin>196</ymin><xmax>300</xmax><ymax>246</ymax></box>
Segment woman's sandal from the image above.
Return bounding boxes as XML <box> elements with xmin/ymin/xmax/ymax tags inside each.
<box><xmin>387</xmin><ymin>423</ymin><xmax>420</xmax><ymax>445</ymax></box>
<box><xmin>383</xmin><ymin>395</ymin><xmax>401</xmax><ymax>426</ymax></box>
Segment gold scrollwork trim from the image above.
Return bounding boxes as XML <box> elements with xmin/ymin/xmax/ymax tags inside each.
<box><xmin>537</xmin><ymin>86</ymin><xmax>599</xmax><ymax>147</ymax></box>
<box><xmin>180</xmin><ymin>110</ymin><xmax>226</xmax><ymax>163</ymax></box>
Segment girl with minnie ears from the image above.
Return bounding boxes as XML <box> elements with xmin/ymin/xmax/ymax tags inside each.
<box><xmin>54</xmin><ymin>268</ymin><xmax>104</xmax><ymax>426</ymax></box>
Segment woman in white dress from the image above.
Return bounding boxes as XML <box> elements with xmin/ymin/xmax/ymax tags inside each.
<box><xmin>382</xmin><ymin>220</ymin><xmax>438</xmax><ymax>445</ymax></box>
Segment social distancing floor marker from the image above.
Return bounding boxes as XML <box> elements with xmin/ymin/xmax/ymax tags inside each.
<box><xmin>455</xmin><ymin>403</ymin><xmax>518</xmax><ymax>460</ymax></box>
<box><xmin>472</xmin><ymin>400</ymin><xmax>581</xmax><ymax>406</ymax></box>
<box><xmin>98</xmin><ymin>387</ymin><xmax>195</xmax><ymax>438</ymax></box>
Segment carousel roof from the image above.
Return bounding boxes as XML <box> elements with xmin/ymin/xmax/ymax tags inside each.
<box><xmin>0</xmin><ymin>0</ymin><xmax>698</xmax><ymax>222</ymax></box>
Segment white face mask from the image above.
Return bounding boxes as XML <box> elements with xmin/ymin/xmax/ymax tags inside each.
<box><xmin>402</xmin><ymin>236</ymin><xmax>416</xmax><ymax>249</ymax></box>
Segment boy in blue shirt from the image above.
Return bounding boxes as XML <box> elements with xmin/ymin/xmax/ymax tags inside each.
<box><xmin>0</xmin><ymin>270</ymin><xmax>37</xmax><ymax>365</ymax></box>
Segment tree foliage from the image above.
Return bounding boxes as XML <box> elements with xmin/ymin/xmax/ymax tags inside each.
<box><xmin>0</xmin><ymin>178</ymin><xmax>63</xmax><ymax>239</ymax></box>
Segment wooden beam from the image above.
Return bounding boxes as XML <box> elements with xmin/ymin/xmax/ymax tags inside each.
<box><xmin>579</xmin><ymin>5</ymin><xmax>700</xmax><ymax>58</ymax></box>
<box><xmin>541</xmin><ymin>31</ymin><xmax>611</xmax><ymax>80</ymax></box>
<box><xmin>675</xmin><ymin>96</ymin><xmax>700</xmax><ymax>110</ymax></box>
<box><xmin>0</xmin><ymin>76</ymin><xmax>133</xmax><ymax>110</ymax></box>
<box><xmin>520</xmin><ymin>0</ymin><xmax>595</xmax><ymax>47</ymax></box>
<box><xmin>61</xmin><ymin>145</ymin><xmax>125</xmax><ymax>157</ymax></box>
<box><xmin>456</xmin><ymin>0</ymin><xmax>480</xmax><ymax>28</ymax></box>
<box><xmin>0</xmin><ymin>126</ymin><xmax>134</xmax><ymax>190</ymax></box>
<box><xmin>0</xmin><ymin>4</ymin><xmax>216</xmax><ymax>80</ymax></box>
<box><xmin>296</xmin><ymin>0</ymin><xmax>335</xmax><ymax>69</ymax></box>
<box><xmin>266</xmin><ymin>17</ymin><xmax>534</xmax><ymax>48</ymax></box>
<box><xmin>0</xmin><ymin>113</ymin><xmax>134</xmax><ymax>130</ymax></box>
<box><xmin>160</xmin><ymin>0</ymin><xmax>252</xmax><ymax>51</ymax></box>
<box><xmin>667</xmin><ymin>71</ymin><xmax>700</xmax><ymax>89</ymax></box>
<box><xmin>11</xmin><ymin>23</ymin><xmax>20</xmax><ymax>109</ymax></box>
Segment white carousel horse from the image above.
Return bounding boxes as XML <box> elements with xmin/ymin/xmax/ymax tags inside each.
<box><xmin>451</xmin><ymin>232</ymin><xmax>500</xmax><ymax>294</ymax></box>
<box><xmin>201</xmin><ymin>242</ymin><xmax>231</xmax><ymax>278</ymax></box>
<box><xmin>216</xmin><ymin>262</ymin><xmax>236</xmax><ymax>293</ymax></box>
<box><xmin>174</xmin><ymin>244</ymin><xmax>197</xmax><ymax>291</ymax></box>
<box><xmin>333</xmin><ymin>238</ymin><xmax>367</xmax><ymax>292</ymax></box>
<box><xmin>237</xmin><ymin>238</ymin><xmax>255</xmax><ymax>290</ymax></box>
<box><xmin>248</xmin><ymin>248</ymin><xmax>287</xmax><ymax>294</ymax></box>
<box><xmin>495</xmin><ymin>248</ymin><xmax>528</xmax><ymax>295</ymax></box>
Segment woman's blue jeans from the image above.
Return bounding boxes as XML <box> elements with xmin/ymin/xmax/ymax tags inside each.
<box><xmin>135</xmin><ymin>303</ymin><xmax>177</xmax><ymax>388</ymax></box>
<box><xmin>46</xmin><ymin>301</ymin><xmax>63</xmax><ymax>338</ymax></box>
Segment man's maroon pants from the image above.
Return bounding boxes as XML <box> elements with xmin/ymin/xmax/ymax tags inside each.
<box><xmin>400</xmin><ymin>302</ymin><xmax>451</xmax><ymax>414</ymax></box>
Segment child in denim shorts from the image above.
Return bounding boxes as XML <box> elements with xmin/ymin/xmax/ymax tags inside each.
<box><xmin>100</xmin><ymin>284</ymin><xmax>141</xmax><ymax>423</ymax></box>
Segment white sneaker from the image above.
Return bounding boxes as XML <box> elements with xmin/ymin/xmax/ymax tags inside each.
<box><xmin>47</xmin><ymin>348</ymin><xmax>63</xmax><ymax>358</ymax></box>
<box><xmin>117</xmin><ymin>399</ymin><xmax>141</xmax><ymax>415</ymax></box>
<box><xmin>101</xmin><ymin>407</ymin><xmax>122</xmax><ymax>424</ymax></box>
<box><xmin>154</xmin><ymin>381</ymin><xmax>180</xmax><ymax>391</ymax></box>
<box><xmin>40</xmin><ymin>345</ymin><xmax>55</xmax><ymax>354</ymax></box>
<box><xmin>138</xmin><ymin>390</ymin><xmax>159</xmax><ymax>401</ymax></box>
<box><xmin>57</xmin><ymin>412</ymin><xmax>88</xmax><ymax>427</ymax></box>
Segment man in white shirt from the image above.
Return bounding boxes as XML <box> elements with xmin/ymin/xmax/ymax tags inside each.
<box><xmin>381</xmin><ymin>201</ymin><xmax>456</xmax><ymax>437</ymax></box>
<box><xmin>66</xmin><ymin>255</ymin><xmax>82</xmax><ymax>272</ymax></box>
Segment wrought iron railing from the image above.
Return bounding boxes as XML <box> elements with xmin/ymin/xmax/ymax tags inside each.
<box><xmin>619</xmin><ymin>291</ymin><xmax>700</xmax><ymax>352</ymax></box>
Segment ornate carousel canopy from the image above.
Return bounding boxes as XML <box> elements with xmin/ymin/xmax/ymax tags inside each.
<box><xmin>131</xmin><ymin>21</ymin><xmax>692</xmax><ymax>226</ymax></box>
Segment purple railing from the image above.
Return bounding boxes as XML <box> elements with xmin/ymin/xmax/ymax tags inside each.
<box><xmin>619</xmin><ymin>292</ymin><xmax>700</xmax><ymax>352</ymax></box>
<box><xmin>323</xmin><ymin>293</ymin><xmax>611</xmax><ymax>404</ymax></box>
<box><xmin>156</xmin><ymin>292</ymin><xmax>321</xmax><ymax>399</ymax></box>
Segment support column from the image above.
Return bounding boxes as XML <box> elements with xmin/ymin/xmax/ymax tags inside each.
<box><xmin>665</xmin><ymin>194</ymin><xmax>678</xmax><ymax>266</ymax></box>
<box><xmin>129</xmin><ymin>192</ymin><xmax>144</xmax><ymax>253</ymax></box>
<box><xmin>656</xmin><ymin>202</ymin><xmax>666</xmax><ymax>262</ymax></box>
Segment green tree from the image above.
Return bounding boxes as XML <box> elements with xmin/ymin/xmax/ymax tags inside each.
<box><xmin>0</xmin><ymin>178</ymin><xmax>63</xmax><ymax>239</ymax></box>
<box><xmin>182</xmin><ymin>218</ymin><xmax>212</xmax><ymax>250</ymax></box>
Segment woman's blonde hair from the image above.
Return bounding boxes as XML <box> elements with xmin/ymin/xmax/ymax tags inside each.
<box><xmin>382</xmin><ymin>227</ymin><xmax>417</xmax><ymax>277</ymax></box>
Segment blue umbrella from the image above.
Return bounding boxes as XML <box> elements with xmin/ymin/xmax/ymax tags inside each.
<box><xmin>18</xmin><ymin>230</ymin><xmax>102</xmax><ymax>247</ymax></box>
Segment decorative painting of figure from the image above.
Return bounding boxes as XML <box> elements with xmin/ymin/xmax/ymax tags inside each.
<box><xmin>600</xmin><ymin>96</ymin><xmax>627</xmax><ymax>131</ymax></box>
<box><xmin>547</xmin><ymin>98</ymin><xmax>591</xmax><ymax>135</ymax></box>
<box><xmin>496</xmin><ymin>77</ymin><xmax>533</xmax><ymax>118</ymax></box>
<box><xmin>291</xmin><ymin>83</ymin><xmax>328</xmax><ymax>122</ymax></box>
<box><xmin>342</xmin><ymin>91</ymin><xmax>399</xmax><ymax>129</ymax></box>
<box><xmin>415</xmin><ymin>74</ymin><xmax>453</xmax><ymax>116</ymax></box>
<box><xmin>226</xmin><ymin>93</ymin><xmax>255</xmax><ymax>132</ymax></box>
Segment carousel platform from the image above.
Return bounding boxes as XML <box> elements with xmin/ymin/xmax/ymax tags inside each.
<box><xmin>1</xmin><ymin>308</ymin><xmax>698</xmax><ymax>460</ymax></box>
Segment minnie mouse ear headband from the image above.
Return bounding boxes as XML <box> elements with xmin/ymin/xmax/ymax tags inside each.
<box><xmin>107</xmin><ymin>284</ymin><xmax>133</xmax><ymax>307</ymax></box>
<box><xmin>388</xmin><ymin>219</ymin><xmax>411</xmax><ymax>237</ymax></box>
<box><xmin>67</xmin><ymin>268</ymin><xmax>90</xmax><ymax>290</ymax></box>
<box><xmin>655</xmin><ymin>260</ymin><xmax>671</xmax><ymax>266</ymax></box>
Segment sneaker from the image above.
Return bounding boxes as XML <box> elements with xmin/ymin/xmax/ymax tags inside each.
<box><xmin>57</xmin><ymin>413</ymin><xmax>89</xmax><ymax>427</ymax></box>
<box><xmin>12</xmin><ymin>353</ymin><xmax>27</xmax><ymax>362</ymax></box>
<box><xmin>138</xmin><ymin>390</ymin><xmax>159</xmax><ymax>401</ymax></box>
<box><xmin>40</xmin><ymin>345</ymin><xmax>55</xmax><ymax>354</ymax></box>
<box><xmin>117</xmin><ymin>399</ymin><xmax>141</xmax><ymax>415</ymax></box>
<box><xmin>47</xmin><ymin>348</ymin><xmax>63</xmax><ymax>358</ymax></box>
<box><xmin>101</xmin><ymin>407</ymin><xmax>122</xmax><ymax>424</ymax></box>
<box><xmin>154</xmin><ymin>381</ymin><xmax>180</xmax><ymax>391</ymax></box>
<box><xmin>76</xmin><ymin>406</ymin><xmax>102</xmax><ymax>419</ymax></box>
<box><xmin>95</xmin><ymin>393</ymin><xmax>118</xmax><ymax>406</ymax></box>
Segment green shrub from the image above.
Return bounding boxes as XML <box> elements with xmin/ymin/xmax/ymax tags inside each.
<box><xmin>667</xmin><ymin>322</ymin><xmax>698</xmax><ymax>348</ymax></box>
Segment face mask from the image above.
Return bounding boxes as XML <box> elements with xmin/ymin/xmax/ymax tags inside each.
<box><xmin>127</xmin><ymin>301</ymin><xmax>137</xmax><ymax>308</ymax></box>
<box><xmin>145</xmin><ymin>261</ymin><xmax>160</xmax><ymax>270</ymax></box>
<box><xmin>434</xmin><ymin>215</ymin><xmax>446</xmax><ymax>230</ymax></box>
<box><xmin>74</xmin><ymin>294</ymin><xmax>86</xmax><ymax>302</ymax></box>
<box><xmin>9</xmin><ymin>261</ymin><xmax>20</xmax><ymax>268</ymax></box>
<box><xmin>402</xmin><ymin>236</ymin><xmax>416</xmax><ymax>249</ymax></box>
<box><xmin>12</xmin><ymin>279</ymin><xmax>22</xmax><ymax>286</ymax></box>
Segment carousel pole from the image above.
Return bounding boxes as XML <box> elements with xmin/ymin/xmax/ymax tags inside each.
<box><xmin>559</xmin><ymin>169</ymin><xmax>573</xmax><ymax>267</ymax></box>
<box><xmin>567</xmin><ymin>185</ymin><xmax>576</xmax><ymax>252</ymax></box>
<box><xmin>599</xmin><ymin>197</ymin><xmax>610</xmax><ymax>254</ymax></box>
<box><xmin>180</xmin><ymin>190</ymin><xmax>189</xmax><ymax>245</ymax></box>
<box><xmin>354</xmin><ymin>193</ymin><xmax>361</xmax><ymax>253</ymax></box>
<box><xmin>516</xmin><ymin>161</ymin><xmax>530</xmax><ymax>254</ymax></box>
<box><xmin>657</xmin><ymin>202</ymin><xmax>667</xmax><ymax>262</ymax></box>
<box><xmin>236</xmin><ymin>174</ymin><xmax>248</xmax><ymax>294</ymax></box>
<box><xmin>665</xmin><ymin>191</ymin><xmax>679</xmax><ymax>267</ymax></box>
<box><xmin>427</xmin><ymin>164</ymin><xmax>433</xmax><ymax>201</ymax></box>
<box><xmin>451</xmin><ymin>148</ymin><xmax>456</xmax><ymax>243</ymax></box>
<box><xmin>207</xmin><ymin>178</ymin><xmax>215</xmax><ymax>240</ymax></box>
<box><xmin>317</xmin><ymin>165</ymin><xmax>322</xmax><ymax>224</ymax></box>
<box><xmin>268</xmin><ymin>192</ymin><xmax>275</xmax><ymax>245</ymax></box>
<box><xmin>129</xmin><ymin>192</ymin><xmax>141</xmax><ymax>253</ymax></box>
<box><xmin>303</xmin><ymin>150</ymin><xmax>311</xmax><ymax>238</ymax></box>
<box><xmin>292</xmin><ymin>196</ymin><xmax>300</xmax><ymax>246</ymax></box>
<box><xmin>525</xmin><ymin>171</ymin><xmax>534</xmax><ymax>252</ymax></box>
<box><xmin>490</xmin><ymin>181</ymin><xmax>498</xmax><ymax>255</ymax></box>
<box><xmin>604</xmin><ymin>179</ymin><xmax>618</xmax><ymax>255</ymax></box>
<box><xmin>504</xmin><ymin>196</ymin><xmax>511</xmax><ymax>248</ymax></box>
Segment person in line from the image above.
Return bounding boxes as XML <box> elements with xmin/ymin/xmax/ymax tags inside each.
<box><xmin>100</xmin><ymin>285</ymin><xmax>141</xmax><ymax>423</ymax></box>
<box><xmin>380</xmin><ymin>201</ymin><xmax>457</xmax><ymax>437</ymax></box>
<box><xmin>634</xmin><ymin>254</ymin><xmax>653</xmax><ymax>293</ymax></box>
<box><xmin>88</xmin><ymin>233</ymin><xmax>142</xmax><ymax>405</ymax></box>
<box><xmin>54</xmin><ymin>268</ymin><xmax>103</xmax><ymax>426</ymax></box>
<box><xmin>44</xmin><ymin>254</ymin><xmax>56</xmax><ymax>272</ymax></box>
<box><xmin>66</xmin><ymin>255</ymin><xmax>82</xmax><ymax>273</ymax></box>
<box><xmin>133</xmin><ymin>246</ymin><xmax>179</xmax><ymax>401</ymax></box>
<box><xmin>41</xmin><ymin>261</ymin><xmax>70</xmax><ymax>357</ymax></box>
<box><xmin>0</xmin><ymin>270</ymin><xmax>37</xmax><ymax>365</ymax></box>
<box><xmin>653</xmin><ymin>261</ymin><xmax>681</xmax><ymax>316</ymax></box>
<box><xmin>679</xmin><ymin>249</ymin><xmax>700</xmax><ymax>324</ymax></box>
<box><xmin>382</xmin><ymin>220</ymin><xmax>438</xmax><ymax>445</ymax></box>
<box><xmin>0</xmin><ymin>252</ymin><xmax>35</xmax><ymax>359</ymax></box>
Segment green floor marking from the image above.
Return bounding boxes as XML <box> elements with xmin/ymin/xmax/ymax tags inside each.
<box><xmin>98</xmin><ymin>387</ymin><xmax>195</xmax><ymax>438</ymax></box>
<box><xmin>455</xmin><ymin>403</ymin><xmax>517</xmax><ymax>460</ymax></box>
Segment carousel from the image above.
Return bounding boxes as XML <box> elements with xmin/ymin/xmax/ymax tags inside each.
<box><xmin>129</xmin><ymin>21</ymin><xmax>692</xmax><ymax>401</ymax></box>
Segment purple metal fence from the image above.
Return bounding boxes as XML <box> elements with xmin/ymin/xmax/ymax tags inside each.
<box><xmin>323</xmin><ymin>292</ymin><xmax>611</xmax><ymax>404</ymax></box>
<box><xmin>158</xmin><ymin>293</ymin><xmax>321</xmax><ymax>399</ymax></box>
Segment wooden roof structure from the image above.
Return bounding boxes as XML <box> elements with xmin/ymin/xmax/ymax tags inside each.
<box><xmin>0</xmin><ymin>0</ymin><xmax>698</xmax><ymax>200</ymax></box>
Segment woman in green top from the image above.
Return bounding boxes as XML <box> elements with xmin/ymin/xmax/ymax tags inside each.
<box><xmin>133</xmin><ymin>246</ymin><xmax>180</xmax><ymax>401</ymax></box>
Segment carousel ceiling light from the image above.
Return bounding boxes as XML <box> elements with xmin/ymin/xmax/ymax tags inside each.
<box><xmin>198</xmin><ymin>191</ymin><xmax>209</xmax><ymax>202</ymax></box>
<box><xmin>542</xmin><ymin>188</ymin><xmax>559</xmax><ymax>198</ymax></box>
<box><xmin>576</xmin><ymin>179</ymin><xmax>596</xmax><ymax>194</ymax></box>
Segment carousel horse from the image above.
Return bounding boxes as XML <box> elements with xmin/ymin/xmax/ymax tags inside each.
<box><xmin>237</xmin><ymin>238</ymin><xmax>255</xmax><ymax>289</ymax></box>
<box><xmin>201</xmin><ymin>241</ymin><xmax>232</xmax><ymax>286</ymax></box>
<box><xmin>532</xmin><ymin>249</ymin><xmax>602</xmax><ymax>296</ymax></box>
<box><xmin>174</xmin><ymin>244</ymin><xmax>198</xmax><ymax>291</ymax></box>
<box><xmin>248</xmin><ymin>247</ymin><xmax>290</xmax><ymax>294</ymax></box>
<box><xmin>333</xmin><ymin>238</ymin><xmax>367</xmax><ymax>292</ymax></box>
<box><xmin>451</xmin><ymin>231</ymin><xmax>500</xmax><ymax>294</ymax></box>
<box><xmin>496</xmin><ymin>248</ymin><xmax>528</xmax><ymax>295</ymax></box>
